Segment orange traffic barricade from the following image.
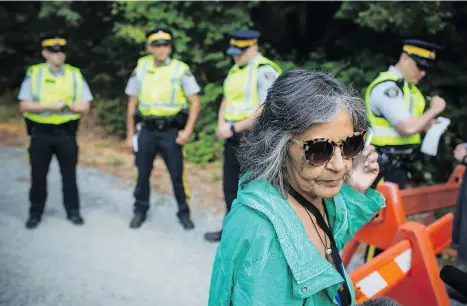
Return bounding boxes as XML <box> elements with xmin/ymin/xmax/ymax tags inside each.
<box><xmin>342</xmin><ymin>182</ymin><xmax>407</xmax><ymax>267</ymax></box>
<box><xmin>342</xmin><ymin>165</ymin><xmax>465</xmax><ymax>267</ymax></box>
<box><xmin>350</xmin><ymin>218</ymin><xmax>453</xmax><ymax>306</ymax></box>
<box><xmin>401</xmin><ymin>164</ymin><xmax>465</xmax><ymax>221</ymax></box>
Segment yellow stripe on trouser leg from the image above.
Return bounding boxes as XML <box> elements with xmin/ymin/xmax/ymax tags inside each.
<box><xmin>377</xmin><ymin>177</ymin><xmax>384</xmax><ymax>185</ymax></box>
<box><xmin>182</xmin><ymin>149</ymin><xmax>191</xmax><ymax>216</ymax></box>
<box><xmin>366</xmin><ymin>245</ymin><xmax>376</xmax><ymax>262</ymax></box>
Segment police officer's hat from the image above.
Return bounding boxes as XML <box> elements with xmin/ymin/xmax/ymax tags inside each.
<box><xmin>146</xmin><ymin>27</ymin><xmax>173</xmax><ymax>46</ymax></box>
<box><xmin>226</xmin><ymin>29</ymin><xmax>260</xmax><ymax>55</ymax></box>
<box><xmin>402</xmin><ymin>39</ymin><xmax>441</xmax><ymax>69</ymax></box>
<box><xmin>41</xmin><ymin>34</ymin><xmax>67</xmax><ymax>53</ymax></box>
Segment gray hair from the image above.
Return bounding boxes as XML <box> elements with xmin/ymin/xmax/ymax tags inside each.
<box><xmin>237</xmin><ymin>69</ymin><xmax>369</xmax><ymax>196</ymax></box>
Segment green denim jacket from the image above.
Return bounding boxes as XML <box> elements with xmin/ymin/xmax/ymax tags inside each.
<box><xmin>208</xmin><ymin>177</ymin><xmax>386</xmax><ymax>306</ymax></box>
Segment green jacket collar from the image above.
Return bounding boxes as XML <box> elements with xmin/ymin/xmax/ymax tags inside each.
<box><xmin>236</xmin><ymin>176</ymin><xmax>347</xmax><ymax>297</ymax></box>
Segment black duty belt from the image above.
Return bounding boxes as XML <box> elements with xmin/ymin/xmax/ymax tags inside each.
<box><xmin>27</xmin><ymin>119</ymin><xmax>79</xmax><ymax>136</ymax></box>
<box><xmin>140</xmin><ymin>110</ymin><xmax>189</xmax><ymax>131</ymax></box>
<box><xmin>376</xmin><ymin>145</ymin><xmax>419</xmax><ymax>167</ymax></box>
<box><xmin>376</xmin><ymin>144</ymin><xmax>418</xmax><ymax>155</ymax></box>
<box><xmin>141</xmin><ymin>117</ymin><xmax>174</xmax><ymax>131</ymax></box>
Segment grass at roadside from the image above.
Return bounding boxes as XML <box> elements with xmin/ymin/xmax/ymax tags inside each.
<box><xmin>0</xmin><ymin>104</ymin><xmax>21</xmax><ymax>121</ymax></box>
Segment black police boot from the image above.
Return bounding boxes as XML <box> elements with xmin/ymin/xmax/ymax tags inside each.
<box><xmin>130</xmin><ymin>212</ymin><xmax>146</xmax><ymax>229</ymax></box>
<box><xmin>178</xmin><ymin>212</ymin><xmax>194</xmax><ymax>230</ymax></box>
<box><xmin>67</xmin><ymin>212</ymin><xmax>84</xmax><ymax>225</ymax></box>
<box><xmin>25</xmin><ymin>215</ymin><xmax>41</xmax><ymax>229</ymax></box>
<box><xmin>204</xmin><ymin>230</ymin><xmax>222</xmax><ymax>242</ymax></box>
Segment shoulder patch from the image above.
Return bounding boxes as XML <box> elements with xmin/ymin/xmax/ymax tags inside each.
<box><xmin>384</xmin><ymin>87</ymin><xmax>400</xmax><ymax>98</ymax></box>
<box><xmin>264</xmin><ymin>71</ymin><xmax>277</xmax><ymax>81</ymax></box>
<box><xmin>259</xmin><ymin>65</ymin><xmax>278</xmax><ymax>81</ymax></box>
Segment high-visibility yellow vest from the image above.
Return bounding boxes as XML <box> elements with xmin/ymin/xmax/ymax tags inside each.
<box><xmin>136</xmin><ymin>56</ymin><xmax>189</xmax><ymax>117</ymax></box>
<box><xmin>23</xmin><ymin>63</ymin><xmax>83</xmax><ymax>125</ymax></box>
<box><xmin>364</xmin><ymin>72</ymin><xmax>426</xmax><ymax>146</ymax></box>
<box><xmin>223</xmin><ymin>55</ymin><xmax>282</xmax><ymax>122</ymax></box>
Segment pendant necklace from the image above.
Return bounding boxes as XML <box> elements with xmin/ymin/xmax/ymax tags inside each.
<box><xmin>303</xmin><ymin>207</ymin><xmax>333</xmax><ymax>263</ymax></box>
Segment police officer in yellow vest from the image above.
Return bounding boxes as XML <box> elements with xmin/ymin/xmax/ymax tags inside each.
<box><xmin>365</xmin><ymin>39</ymin><xmax>446</xmax><ymax>190</ymax></box>
<box><xmin>125</xmin><ymin>27</ymin><xmax>201</xmax><ymax>230</ymax></box>
<box><xmin>204</xmin><ymin>30</ymin><xmax>282</xmax><ymax>242</ymax></box>
<box><xmin>364</xmin><ymin>39</ymin><xmax>447</xmax><ymax>261</ymax></box>
<box><xmin>17</xmin><ymin>35</ymin><xmax>93</xmax><ymax>229</ymax></box>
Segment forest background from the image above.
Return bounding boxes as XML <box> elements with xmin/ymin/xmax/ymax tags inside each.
<box><xmin>1</xmin><ymin>1</ymin><xmax>466</xmax><ymax>186</ymax></box>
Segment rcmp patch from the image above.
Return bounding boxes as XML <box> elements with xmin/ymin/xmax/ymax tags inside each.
<box><xmin>265</xmin><ymin>71</ymin><xmax>277</xmax><ymax>81</ymax></box>
<box><xmin>384</xmin><ymin>87</ymin><xmax>399</xmax><ymax>98</ymax></box>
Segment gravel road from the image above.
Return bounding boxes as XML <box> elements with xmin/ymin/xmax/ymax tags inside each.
<box><xmin>0</xmin><ymin>146</ymin><xmax>464</xmax><ymax>306</ymax></box>
<box><xmin>0</xmin><ymin>146</ymin><xmax>222</xmax><ymax>306</ymax></box>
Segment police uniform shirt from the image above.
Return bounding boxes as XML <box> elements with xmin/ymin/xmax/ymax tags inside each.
<box><xmin>232</xmin><ymin>53</ymin><xmax>280</xmax><ymax>103</ymax></box>
<box><xmin>368</xmin><ymin>65</ymin><xmax>411</xmax><ymax>126</ymax></box>
<box><xmin>125</xmin><ymin>58</ymin><xmax>201</xmax><ymax>98</ymax></box>
<box><xmin>257</xmin><ymin>63</ymin><xmax>279</xmax><ymax>102</ymax></box>
<box><xmin>17</xmin><ymin>65</ymin><xmax>93</xmax><ymax>103</ymax></box>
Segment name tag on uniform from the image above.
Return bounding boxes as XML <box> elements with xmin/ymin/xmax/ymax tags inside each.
<box><xmin>45</xmin><ymin>79</ymin><xmax>56</xmax><ymax>84</ymax></box>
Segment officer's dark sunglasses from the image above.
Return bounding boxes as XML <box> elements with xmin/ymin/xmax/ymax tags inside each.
<box><xmin>292</xmin><ymin>131</ymin><xmax>367</xmax><ymax>166</ymax></box>
<box><xmin>46</xmin><ymin>46</ymin><xmax>66</xmax><ymax>53</ymax></box>
<box><xmin>151</xmin><ymin>42</ymin><xmax>171</xmax><ymax>47</ymax></box>
<box><xmin>415</xmin><ymin>62</ymin><xmax>430</xmax><ymax>72</ymax></box>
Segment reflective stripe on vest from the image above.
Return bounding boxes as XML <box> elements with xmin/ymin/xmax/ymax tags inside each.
<box><xmin>223</xmin><ymin>56</ymin><xmax>281</xmax><ymax>122</ymax></box>
<box><xmin>137</xmin><ymin>56</ymin><xmax>188</xmax><ymax>117</ymax></box>
<box><xmin>364</xmin><ymin>72</ymin><xmax>425</xmax><ymax>146</ymax></box>
<box><xmin>23</xmin><ymin>63</ymin><xmax>82</xmax><ymax>125</ymax></box>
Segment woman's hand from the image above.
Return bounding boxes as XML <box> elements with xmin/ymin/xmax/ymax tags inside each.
<box><xmin>346</xmin><ymin>145</ymin><xmax>379</xmax><ymax>194</ymax></box>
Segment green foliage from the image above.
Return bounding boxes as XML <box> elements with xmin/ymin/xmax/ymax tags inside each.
<box><xmin>39</xmin><ymin>2</ymin><xmax>81</xmax><ymax>25</ymax></box>
<box><xmin>336</xmin><ymin>2</ymin><xmax>453</xmax><ymax>35</ymax></box>
<box><xmin>107</xmin><ymin>1</ymin><xmax>258</xmax><ymax>164</ymax></box>
<box><xmin>2</xmin><ymin>1</ymin><xmax>467</xmax><ymax>186</ymax></box>
<box><xmin>94</xmin><ymin>97</ymin><xmax>127</xmax><ymax>139</ymax></box>
<box><xmin>184</xmin><ymin>83</ymin><xmax>224</xmax><ymax>164</ymax></box>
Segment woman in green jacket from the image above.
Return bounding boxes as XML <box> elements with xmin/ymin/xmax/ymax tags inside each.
<box><xmin>208</xmin><ymin>70</ymin><xmax>386</xmax><ymax>306</ymax></box>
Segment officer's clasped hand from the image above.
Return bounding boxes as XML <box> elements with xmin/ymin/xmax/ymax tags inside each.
<box><xmin>428</xmin><ymin>95</ymin><xmax>447</xmax><ymax>114</ymax></box>
<box><xmin>46</xmin><ymin>100</ymin><xmax>66</xmax><ymax>111</ymax></box>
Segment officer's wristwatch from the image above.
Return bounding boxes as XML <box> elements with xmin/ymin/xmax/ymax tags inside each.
<box><xmin>230</xmin><ymin>122</ymin><xmax>236</xmax><ymax>135</ymax></box>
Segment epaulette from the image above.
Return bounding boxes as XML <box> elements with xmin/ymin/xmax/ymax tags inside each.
<box><xmin>395</xmin><ymin>78</ymin><xmax>405</xmax><ymax>90</ymax></box>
